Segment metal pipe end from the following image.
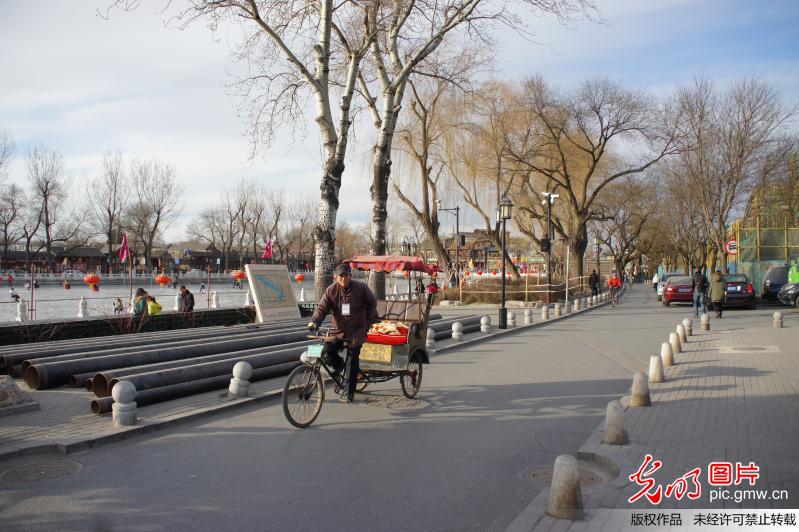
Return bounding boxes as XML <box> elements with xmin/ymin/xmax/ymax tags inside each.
<box><xmin>92</xmin><ymin>375</ymin><xmax>109</xmax><ymax>398</ymax></box>
<box><xmin>90</xmin><ymin>398</ymin><xmax>112</xmax><ymax>415</ymax></box>
<box><xmin>85</xmin><ymin>378</ymin><xmax>94</xmax><ymax>392</ymax></box>
<box><xmin>24</xmin><ymin>365</ymin><xmax>43</xmax><ymax>390</ymax></box>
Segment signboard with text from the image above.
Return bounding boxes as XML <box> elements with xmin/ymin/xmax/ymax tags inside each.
<box><xmin>244</xmin><ymin>264</ymin><xmax>301</xmax><ymax>322</ymax></box>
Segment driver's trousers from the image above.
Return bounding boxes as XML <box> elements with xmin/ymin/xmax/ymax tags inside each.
<box><xmin>322</xmin><ymin>339</ymin><xmax>362</xmax><ymax>398</ymax></box>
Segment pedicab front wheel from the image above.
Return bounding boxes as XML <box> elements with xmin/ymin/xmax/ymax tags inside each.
<box><xmin>282</xmin><ymin>364</ymin><xmax>325</xmax><ymax>428</ymax></box>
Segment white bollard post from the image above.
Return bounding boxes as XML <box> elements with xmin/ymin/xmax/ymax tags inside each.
<box><xmin>451</xmin><ymin>322</ymin><xmax>463</xmax><ymax>341</ymax></box>
<box><xmin>480</xmin><ymin>316</ymin><xmax>491</xmax><ymax>333</ymax></box>
<box><xmin>648</xmin><ymin>354</ymin><xmax>665</xmax><ymax>383</ymax></box>
<box><xmin>554</xmin><ymin>303</ymin><xmax>562</xmax><ymax>317</ymax></box>
<box><xmin>701</xmin><ymin>312</ymin><xmax>710</xmax><ymax>331</ymax></box>
<box><xmin>299</xmin><ymin>287</ymin><xmax>305</xmax><ymax>303</ymax></box>
<box><xmin>661</xmin><ymin>341</ymin><xmax>674</xmax><ymax>367</ymax></box>
<box><xmin>541</xmin><ymin>305</ymin><xmax>549</xmax><ymax>321</ymax></box>
<box><xmin>244</xmin><ymin>290</ymin><xmax>253</xmax><ymax>307</ymax></box>
<box><xmin>677</xmin><ymin>324</ymin><xmax>688</xmax><ymax>344</ymax></box>
<box><xmin>507</xmin><ymin>311</ymin><xmax>516</xmax><ymax>327</ymax></box>
<box><xmin>563</xmin><ymin>301</ymin><xmax>570</xmax><ymax>314</ymax></box>
<box><xmin>582</xmin><ymin>297</ymin><xmax>589</xmax><ymax>309</ymax></box>
<box><xmin>669</xmin><ymin>332</ymin><xmax>682</xmax><ymax>354</ymax></box>
<box><xmin>211</xmin><ymin>291</ymin><xmax>219</xmax><ymax>309</ymax></box>
<box><xmin>682</xmin><ymin>317</ymin><xmax>693</xmax><ymax>336</ymax></box>
<box><xmin>228</xmin><ymin>361</ymin><xmax>253</xmax><ymax>398</ymax></box>
<box><xmin>603</xmin><ymin>400</ymin><xmax>628</xmax><ymax>445</ymax></box>
<box><xmin>547</xmin><ymin>455</ymin><xmax>584</xmax><ymax>520</ymax></box>
<box><xmin>78</xmin><ymin>297</ymin><xmax>89</xmax><ymax>318</ymax></box>
<box><xmin>16</xmin><ymin>300</ymin><xmax>29</xmax><ymax>323</ymax></box>
<box><xmin>523</xmin><ymin>309</ymin><xmax>533</xmax><ymax>325</ymax></box>
<box><xmin>393</xmin><ymin>284</ymin><xmax>398</xmax><ymax>295</ymax></box>
<box><xmin>573</xmin><ymin>298</ymin><xmax>580</xmax><ymax>311</ymax></box>
<box><xmin>592</xmin><ymin>295</ymin><xmax>597</xmax><ymax>306</ymax></box>
<box><xmin>173</xmin><ymin>292</ymin><xmax>180</xmax><ymax>311</ymax></box>
<box><xmin>426</xmin><ymin>327</ymin><xmax>436</xmax><ymax>349</ymax></box>
<box><xmin>629</xmin><ymin>372</ymin><xmax>651</xmax><ymax>407</ymax></box>
<box><xmin>773</xmin><ymin>311</ymin><xmax>783</xmax><ymax>328</ymax></box>
<box><xmin>112</xmin><ymin>380</ymin><xmax>137</xmax><ymax>427</ymax></box>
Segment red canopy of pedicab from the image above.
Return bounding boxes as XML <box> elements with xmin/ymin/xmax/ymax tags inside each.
<box><xmin>345</xmin><ymin>255</ymin><xmax>441</xmax><ymax>275</ymax></box>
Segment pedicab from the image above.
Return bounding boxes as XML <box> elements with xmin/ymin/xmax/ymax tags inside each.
<box><xmin>282</xmin><ymin>255</ymin><xmax>440</xmax><ymax>428</ymax></box>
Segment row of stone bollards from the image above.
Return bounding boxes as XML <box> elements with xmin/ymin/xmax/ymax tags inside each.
<box><xmin>110</xmin><ymin>361</ymin><xmax>255</xmax><ymax>427</ymax></box>
<box><xmin>547</xmin><ymin>315</ymin><xmax>693</xmax><ymax>519</ymax></box>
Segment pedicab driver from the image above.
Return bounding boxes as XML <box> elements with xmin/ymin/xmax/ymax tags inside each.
<box><xmin>308</xmin><ymin>263</ymin><xmax>379</xmax><ymax>403</ymax></box>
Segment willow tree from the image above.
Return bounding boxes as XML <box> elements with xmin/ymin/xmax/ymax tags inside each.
<box><xmin>503</xmin><ymin>76</ymin><xmax>680</xmax><ymax>284</ymax></box>
<box><xmin>110</xmin><ymin>0</ymin><xmax>375</xmax><ymax>297</ymax></box>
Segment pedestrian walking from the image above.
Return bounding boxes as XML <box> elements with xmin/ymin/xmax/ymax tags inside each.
<box><xmin>178</xmin><ymin>285</ymin><xmax>195</xmax><ymax>313</ymax></box>
<box><xmin>588</xmin><ymin>270</ymin><xmax>599</xmax><ymax>297</ymax></box>
<box><xmin>709</xmin><ymin>271</ymin><xmax>726</xmax><ymax>319</ymax></box>
<box><xmin>691</xmin><ymin>266</ymin><xmax>708</xmax><ymax>318</ymax></box>
<box><xmin>652</xmin><ymin>272</ymin><xmax>659</xmax><ymax>292</ymax></box>
<box><xmin>7</xmin><ymin>273</ymin><xmax>13</xmax><ymax>288</ymax></box>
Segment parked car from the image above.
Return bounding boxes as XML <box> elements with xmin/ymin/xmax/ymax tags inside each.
<box><xmin>778</xmin><ymin>283</ymin><xmax>799</xmax><ymax>308</ymax></box>
<box><xmin>761</xmin><ymin>265</ymin><xmax>789</xmax><ymax>303</ymax></box>
<box><xmin>662</xmin><ymin>276</ymin><xmax>693</xmax><ymax>306</ymax></box>
<box><xmin>723</xmin><ymin>273</ymin><xmax>756</xmax><ymax>309</ymax></box>
<box><xmin>656</xmin><ymin>272</ymin><xmax>681</xmax><ymax>302</ymax></box>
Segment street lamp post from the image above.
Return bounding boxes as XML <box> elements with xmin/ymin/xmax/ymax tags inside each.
<box><xmin>541</xmin><ymin>192</ymin><xmax>559</xmax><ymax>304</ymax></box>
<box><xmin>435</xmin><ymin>200</ymin><xmax>460</xmax><ymax>285</ymax></box>
<box><xmin>498</xmin><ymin>192</ymin><xmax>514</xmax><ymax>329</ymax></box>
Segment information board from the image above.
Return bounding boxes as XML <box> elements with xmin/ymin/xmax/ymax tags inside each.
<box><xmin>244</xmin><ymin>264</ymin><xmax>301</xmax><ymax>322</ymax></box>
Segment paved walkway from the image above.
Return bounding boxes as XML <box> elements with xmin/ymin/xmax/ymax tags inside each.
<box><xmin>511</xmin><ymin>306</ymin><xmax>799</xmax><ymax>530</ymax></box>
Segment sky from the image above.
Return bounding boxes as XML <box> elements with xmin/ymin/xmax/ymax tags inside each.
<box><xmin>1</xmin><ymin>0</ymin><xmax>798</xmax><ymax>242</ymax></box>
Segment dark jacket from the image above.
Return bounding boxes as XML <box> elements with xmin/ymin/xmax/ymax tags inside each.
<box><xmin>691</xmin><ymin>271</ymin><xmax>708</xmax><ymax>293</ymax></box>
<box><xmin>178</xmin><ymin>290</ymin><xmax>195</xmax><ymax>312</ymax></box>
<box><xmin>588</xmin><ymin>272</ymin><xmax>599</xmax><ymax>289</ymax></box>
<box><xmin>311</xmin><ymin>279</ymin><xmax>378</xmax><ymax>346</ymax></box>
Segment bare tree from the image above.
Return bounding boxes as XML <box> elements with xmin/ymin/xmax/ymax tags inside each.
<box><xmin>87</xmin><ymin>151</ymin><xmax>130</xmax><ymax>273</ymax></box>
<box><xmin>358</xmin><ymin>0</ymin><xmax>595</xmax><ymax>297</ymax></box>
<box><xmin>126</xmin><ymin>158</ymin><xmax>182</xmax><ymax>272</ymax></box>
<box><xmin>674</xmin><ymin>77</ymin><xmax>795</xmax><ymax>272</ymax></box>
<box><xmin>0</xmin><ymin>184</ymin><xmax>25</xmax><ymax>266</ymax></box>
<box><xmin>109</xmin><ymin>0</ymin><xmax>375</xmax><ymax>298</ymax></box>
<box><xmin>504</xmin><ymin>76</ymin><xmax>680</xmax><ymax>284</ymax></box>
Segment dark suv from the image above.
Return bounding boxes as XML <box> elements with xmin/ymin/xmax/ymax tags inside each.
<box><xmin>778</xmin><ymin>283</ymin><xmax>799</xmax><ymax>308</ymax></box>
<box><xmin>762</xmin><ymin>266</ymin><xmax>789</xmax><ymax>303</ymax></box>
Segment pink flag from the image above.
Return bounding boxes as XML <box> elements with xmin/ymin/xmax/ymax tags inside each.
<box><xmin>261</xmin><ymin>239</ymin><xmax>273</xmax><ymax>259</ymax></box>
<box><xmin>119</xmin><ymin>233</ymin><xmax>130</xmax><ymax>263</ymax></box>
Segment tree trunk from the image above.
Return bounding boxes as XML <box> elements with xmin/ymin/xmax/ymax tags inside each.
<box><xmin>569</xmin><ymin>228</ymin><xmax>588</xmax><ymax>290</ymax></box>
<box><xmin>313</xmin><ymin>158</ymin><xmax>344</xmax><ymax>300</ymax></box>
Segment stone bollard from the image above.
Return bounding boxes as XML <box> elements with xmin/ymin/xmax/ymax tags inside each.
<box><xmin>547</xmin><ymin>454</ymin><xmax>584</xmax><ymax>520</ymax></box>
<box><xmin>701</xmin><ymin>313</ymin><xmax>710</xmax><ymax>332</ymax></box>
<box><xmin>299</xmin><ymin>287</ymin><xmax>306</xmax><ymax>302</ymax></box>
<box><xmin>78</xmin><ymin>296</ymin><xmax>89</xmax><ymax>318</ymax></box>
<box><xmin>393</xmin><ymin>284</ymin><xmax>398</xmax><ymax>295</ymax></box>
<box><xmin>480</xmin><ymin>316</ymin><xmax>492</xmax><ymax>334</ymax></box>
<box><xmin>677</xmin><ymin>324</ymin><xmax>688</xmax><ymax>344</ymax></box>
<box><xmin>648</xmin><ymin>354</ymin><xmax>665</xmax><ymax>383</ymax></box>
<box><xmin>15</xmin><ymin>300</ymin><xmax>28</xmax><ymax>323</ymax></box>
<box><xmin>426</xmin><ymin>327</ymin><xmax>436</xmax><ymax>349</ymax></box>
<box><xmin>541</xmin><ymin>305</ymin><xmax>549</xmax><ymax>321</ymax></box>
<box><xmin>573</xmin><ymin>298</ymin><xmax>580</xmax><ymax>311</ymax></box>
<box><xmin>773</xmin><ymin>311</ymin><xmax>783</xmax><ymax>328</ymax></box>
<box><xmin>211</xmin><ymin>291</ymin><xmax>219</xmax><ymax>308</ymax></box>
<box><xmin>682</xmin><ymin>317</ymin><xmax>693</xmax><ymax>336</ymax></box>
<box><xmin>660</xmin><ymin>341</ymin><xmax>674</xmax><ymax>367</ymax></box>
<box><xmin>563</xmin><ymin>301</ymin><xmax>570</xmax><ymax>315</ymax></box>
<box><xmin>629</xmin><ymin>372</ymin><xmax>651</xmax><ymax>407</ymax></box>
<box><xmin>244</xmin><ymin>290</ymin><xmax>253</xmax><ymax>307</ymax></box>
<box><xmin>173</xmin><ymin>292</ymin><xmax>180</xmax><ymax>311</ymax></box>
<box><xmin>451</xmin><ymin>322</ymin><xmax>463</xmax><ymax>341</ymax></box>
<box><xmin>669</xmin><ymin>332</ymin><xmax>682</xmax><ymax>354</ymax></box>
<box><xmin>554</xmin><ymin>303</ymin><xmax>562</xmax><ymax>317</ymax></box>
<box><xmin>523</xmin><ymin>309</ymin><xmax>533</xmax><ymax>325</ymax></box>
<box><xmin>602</xmin><ymin>400</ymin><xmax>628</xmax><ymax>445</ymax></box>
<box><xmin>592</xmin><ymin>295</ymin><xmax>597</xmax><ymax>306</ymax></box>
<box><xmin>583</xmin><ymin>297</ymin><xmax>589</xmax><ymax>309</ymax></box>
<box><xmin>112</xmin><ymin>380</ymin><xmax>137</xmax><ymax>427</ymax></box>
<box><xmin>507</xmin><ymin>311</ymin><xmax>516</xmax><ymax>327</ymax></box>
<box><xmin>228</xmin><ymin>361</ymin><xmax>253</xmax><ymax>398</ymax></box>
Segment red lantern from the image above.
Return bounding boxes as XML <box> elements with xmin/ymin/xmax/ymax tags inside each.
<box><xmin>155</xmin><ymin>273</ymin><xmax>170</xmax><ymax>288</ymax></box>
<box><xmin>294</xmin><ymin>273</ymin><xmax>305</xmax><ymax>283</ymax></box>
<box><xmin>477</xmin><ymin>270</ymin><xmax>483</xmax><ymax>276</ymax></box>
<box><xmin>232</xmin><ymin>270</ymin><xmax>246</xmax><ymax>281</ymax></box>
<box><xmin>83</xmin><ymin>273</ymin><xmax>100</xmax><ymax>290</ymax></box>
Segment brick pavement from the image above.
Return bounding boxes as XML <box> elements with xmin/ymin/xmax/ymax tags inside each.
<box><xmin>508</xmin><ymin>313</ymin><xmax>799</xmax><ymax>531</ymax></box>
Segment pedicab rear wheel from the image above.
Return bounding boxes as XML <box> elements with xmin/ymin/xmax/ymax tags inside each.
<box><xmin>400</xmin><ymin>352</ymin><xmax>423</xmax><ymax>399</ymax></box>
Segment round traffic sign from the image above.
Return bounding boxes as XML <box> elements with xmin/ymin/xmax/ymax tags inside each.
<box><xmin>725</xmin><ymin>239</ymin><xmax>738</xmax><ymax>255</ymax></box>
